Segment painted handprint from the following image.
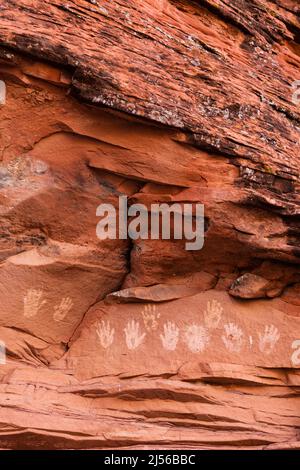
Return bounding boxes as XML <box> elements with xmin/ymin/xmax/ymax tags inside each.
<box><xmin>53</xmin><ymin>297</ymin><xmax>73</xmax><ymax>322</ymax></box>
<box><xmin>142</xmin><ymin>304</ymin><xmax>160</xmax><ymax>331</ymax></box>
<box><xmin>292</xmin><ymin>80</ymin><xmax>300</xmax><ymax>105</ymax></box>
<box><xmin>291</xmin><ymin>340</ymin><xmax>300</xmax><ymax>366</ymax></box>
<box><xmin>204</xmin><ymin>299</ymin><xmax>223</xmax><ymax>329</ymax></box>
<box><xmin>258</xmin><ymin>325</ymin><xmax>280</xmax><ymax>354</ymax></box>
<box><xmin>0</xmin><ymin>80</ymin><xmax>6</xmax><ymax>105</ymax></box>
<box><xmin>184</xmin><ymin>323</ymin><xmax>209</xmax><ymax>353</ymax></box>
<box><xmin>160</xmin><ymin>322</ymin><xmax>179</xmax><ymax>351</ymax></box>
<box><xmin>124</xmin><ymin>320</ymin><xmax>146</xmax><ymax>350</ymax></box>
<box><xmin>0</xmin><ymin>340</ymin><xmax>5</xmax><ymax>365</ymax></box>
<box><xmin>222</xmin><ymin>323</ymin><xmax>244</xmax><ymax>352</ymax></box>
<box><xmin>96</xmin><ymin>320</ymin><xmax>115</xmax><ymax>348</ymax></box>
<box><xmin>24</xmin><ymin>289</ymin><xmax>46</xmax><ymax>318</ymax></box>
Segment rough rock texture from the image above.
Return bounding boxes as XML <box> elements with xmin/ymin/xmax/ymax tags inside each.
<box><xmin>0</xmin><ymin>0</ymin><xmax>299</xmax><ymax>449</ymax></box>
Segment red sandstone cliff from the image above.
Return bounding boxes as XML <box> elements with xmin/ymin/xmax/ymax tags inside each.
<box><xmin>0</xmin><ymin>0</ymin><xmax>299</xmax><ymax>449</ymax></box>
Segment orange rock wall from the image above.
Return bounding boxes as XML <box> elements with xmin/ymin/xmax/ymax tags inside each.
<box><xmin>0</xmin><ymin>0</ymin><xmax>299</xmax><ymax>449</ymax></box>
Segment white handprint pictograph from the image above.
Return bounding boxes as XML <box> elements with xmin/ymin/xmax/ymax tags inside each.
<box><xmin>96</xmin><ymin>320</ymin><xmax>115</xmax><ymax>348</ymax></box>
<box><xmin>204</xmin><ymin>299</ymin><xmax>223</xmax><ymax>329</ymax></box>
<box><xmin>291</xmin><ymin>340</ymin><xmax>300</xmax><ymax>366</ymax></box>
<box><xmin>292</xmin><ymin>80</ymin><xmax>300</xmax><ymax>105</ymax></box>
<box><xmin>258</xmin><ymin>325</ymin><xmax>280</xmax><ymax>354</ymax></box>
<box><xmin>142</xmin><ymin>304</ymin><xmax>161</xmax><ymax>331</ymax></box>
<box><xmin>24</xmin><ymin>289</ymin><xmax>46</xmax><ymax>318</ymax></box>
<box><xmin>160</xmin><ymin>322</ymin><xmax>179</xmax><ymax>351</ymax></box>
<box><xmin>222</xmin><ymin>323</ymin><xmax>244</xmax><ymax>352</ymax></box>
<box><xmin>0</xmin><ymin>80</ymin><xmax>6</xmax><ymax>105</ymax></box>
<box><xmin>124</xmin><ymin>320</ymin><xmax>146</xmax><ymax>350</ymax></box>
<box><xmin>184</xmin><ymin>323</ymin><xmax>209</xmax><ymax>353</ymax></box>
<box><xmin>0</xmin><ymin>340</ymin><xmax>5</xmax><ymax>365</ymax></box>
<box><xmin>53</xmin><ymin>297</ymin><xmax>73</xmax><ymax>322</ymax></box>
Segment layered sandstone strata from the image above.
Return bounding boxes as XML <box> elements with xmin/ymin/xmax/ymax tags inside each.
<box><xmin>0</xmin><ymin>0</ymin><xmax>299</xmax><ymax>449</ymax></box>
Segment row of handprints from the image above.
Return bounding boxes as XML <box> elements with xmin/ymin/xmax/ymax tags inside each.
<box><xmin>20</xmin><ymin>291</ymin><xmax>300</xmax><ymax>365</ymax></box>
<box><xmin>94</xmin><ymin>302</ymin><xmax>300</xmax><ymax>367</ymax></box>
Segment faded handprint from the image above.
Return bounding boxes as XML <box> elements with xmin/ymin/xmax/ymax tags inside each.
<box><xmin>96</xmin><ymin>320</ymin><xmax>115</xmax><ymax>348</ymax></box>
<box><xmin>222</xmin><ymin>323</ymin><xmax>244</xmax><ymax>352</ymax></box>
<box><xmin>204</xmin><ymin>299</ymin><xmax>223</xmax><ymax>329</ymax></box>
<box><xmin>24</xmin><ymin>289</ymin><xmax>46</xmax><ymax>318</ymax></box>
<box><xmin>142</xmin><ymin>304</ymin><xmax>160</xmax><ymax>331</ymax></box>
<box><xmin>291</xmin><ymin>340</ymin><xmax>300</xmax><ymax>366</ymax></box>
<box><xmin>292</xmin><ymin>80</ymin><xmax>300</xmax><ymax>105</ymax></box>
<box><xmin>184</xmin><ymin>324</ymin><xmax>209</xmax><ymax>353</ymax></box>
<box><xmin>160</xmin><ymin>322</ymin><xmax>179</xmax><ymax>351</ymax></box>
<box><xmin>0</xmin><ymin>340</ymin><xmax>5</xmax><ymax>365</ymax></box>
<box><xmin>53</xmin><ymin>297</ymin><xmax>73</xmax><ymax>322</ymax></box>
<box><xmin>258</xmin><ymin>325</ymin><xmax>280</xmax><ymax>354</ymax></box>
<box><xmin>0</xmin><ymin>80</ymin><xmax>6</xmax><ymax>105</ymax></box>
<box><xmin>124</xmin><ymin>320</ymin><xmax>146</xmax><ymax>350</ymax></box>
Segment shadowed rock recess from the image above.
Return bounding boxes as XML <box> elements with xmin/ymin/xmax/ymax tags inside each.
<box><xmin>0</xmin><ymin>0</ymin><xmax>299</xmax><ymax>450</ymax></box>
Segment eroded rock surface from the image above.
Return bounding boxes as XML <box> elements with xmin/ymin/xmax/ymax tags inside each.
<box><xmin>0</xmin><ymin>0</ymin><xmax>299</xmax><ymax>449</ymax></box>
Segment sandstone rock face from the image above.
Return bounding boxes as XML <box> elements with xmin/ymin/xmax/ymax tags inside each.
<box><xmin>0</xmin><ymin>0</ymin><xmax>299</xmax><ymax>449</ymax></box>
